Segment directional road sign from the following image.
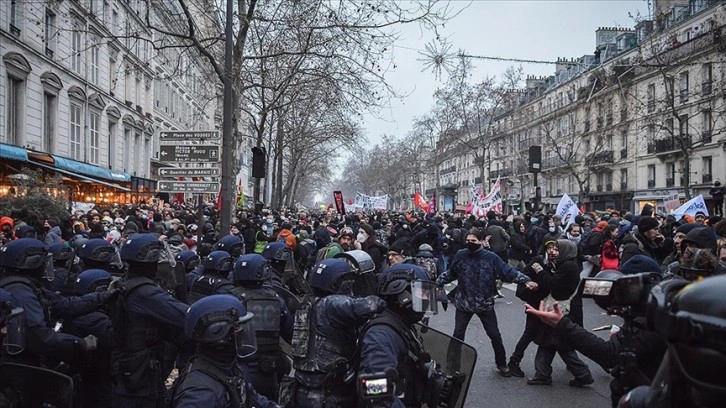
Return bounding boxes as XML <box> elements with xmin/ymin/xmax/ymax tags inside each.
<box><xmin>159</xmin><ymin>145</ymin><xmax>220</xmax><ymax>163</ymax></box>
<box><xmin>157</xmin><ymin>181</ymin><xmax>220</xmax><ymax>193</ymax></box>
<box><xmin>158</xmin><ymin>167</ymin><xmax>220</xmax><ymax>177</ymax></box>
<box><xmin>159</xmin><ymin>130</ymin><xmax>220</xmax><ymax>141</ymax></box>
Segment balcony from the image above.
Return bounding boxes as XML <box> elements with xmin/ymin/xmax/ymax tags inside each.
<box><xmin>703</xmin><ymin>174</ymin><xmax>713</xmax><ymax>183</ymax></box>
<box><xmin>647</xmin><ymin>138</ymin><xmax>680</xmax><ymax>155</ymax></box>
<box><xmin>591</xmin><ymin>150</ymin><xmax>614</xmax><ymax>164</ymax></box>
<box><xmin>648</xmin><ymin>179</ymin><xmax>655</xmax><ymax>188</ymax></box>
<box><xmin>701</xmin><ymin>130</ymin><xmax>712</xmax><ymax>144</ymax></box>
<box><xmin>542</xmin><ymin>156</ymin><xmax>571</xmax><ymax>170</ymax></box>
<box><xmin>440</xmin><ymin>165</ymin><xmax>457</xmax><ymax>175</ymax></box>
<box><xmin>666</xmin><ymin>178</ymin><xmax>675</xmax><ymax>187</ymax></box>
<box><xmin>489</xmin><ymin>168</ymin><xmax>511</xmax><ymax>179</ymax></box>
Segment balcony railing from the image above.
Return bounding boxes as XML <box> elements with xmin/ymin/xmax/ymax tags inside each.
<box><xmin>440</xmin><ymin>165</ymin><xmax>457</xmax><ymax>175</ymax></box>
<box><xmin>591</xmin><ymin>150</ymin><xmax>614</xmax><ymax>164</ymax></box>
<box><xmin>703</xmin><ymin>173</ymin><xmax>713</xmax><ymax>183</ymax></box>
<box><xmin>701</xmin><ymin>130</ymin><xmax>712</xmax><ymax>144</ymax></box>
<box><xmin>666</xmin><ymin>178</ymin><xmax>675</xmax><ymax>187</ymax></box>
<box><xmin>648</xmin><ymin>180</ymin><xmax>655</xmax><ymax>188</ymax></box>
<box><xmin>542</xmin><ymin>156</ymin><xmax>571</xmax><ymax>170</ymax></box>
<box><xmin>489</xmin><ymin>168</ymin><xmax>511</xmax><ymax>179</ymax></box>
<box><xmin>647</xmin><ymin>138</ymin><xmax>681</xmax><ymax>154</ymax></box>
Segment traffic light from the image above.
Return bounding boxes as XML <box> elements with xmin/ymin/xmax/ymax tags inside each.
<box><xmin>251</xmin><ymin>146</ymin><xmax>266</xmax><ymax>178</ymax></box>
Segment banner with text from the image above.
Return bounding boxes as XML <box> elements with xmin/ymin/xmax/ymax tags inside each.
<box><xmin>672</xmin><ymin>195</ymin><xmax>709</xmax><ymax>219</ymax></box>
<box><xmin>556</xmin><ymin>193</ymin><xmax>580</xmax><ymax>230</ymax></box>
<box><xmin>353</xmin><ymin>192</ymin><xmax>389</xmax><ymax>210</ymax></box>
<box><xmin>473</xmin><ymin>177</ymin><xmax>502</xmax><ymax>216</ymax></box>
<box><xmin>333</xmin><ymin>191</ymin><xmax>346</xmax><ymax>214</ymax></box>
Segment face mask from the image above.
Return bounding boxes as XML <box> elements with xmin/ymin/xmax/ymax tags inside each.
<box><xmin>530</xmin><ymin>217</ymin><xmax>538</xmax><ymax>224</ymax></box>
<box><xmin>465</xmin><ymin>242</ymin><xmax>480</xmax><ymax>253</ymax></box>
<box><xmin>549</xmin><ymin>227</ymin><xmax>556</xmax><ymax>233</ymax></box>
<box><xmin>357</xmin><ymin>233</ymin><xmax>366</xmax><ymax>243</ymax></box>
<box><xmin>567</xmin><ymin>234</ymin><xmax>581</xmax><ymax>244</ymax></box>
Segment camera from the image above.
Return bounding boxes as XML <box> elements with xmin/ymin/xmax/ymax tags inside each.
<box><xmin>357</xmin><ymin>370</ymin><xmax>396</xmax><ymax>401</ymax></box>
<box><xmin>580</xmin><ymin>272</ymin><xmax>662</xmax><ymax>315</ymax></box>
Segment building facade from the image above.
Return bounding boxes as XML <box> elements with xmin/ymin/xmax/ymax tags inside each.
<box><xmin>429</xmin><ymin>0</ymin><xmax>726</xmax><ymax>215</ymax></box>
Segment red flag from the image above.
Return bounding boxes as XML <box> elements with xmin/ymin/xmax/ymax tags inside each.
<box><xmin>414</xmin><ymin>192</ymin><xmax>429</xmax><ymax>211</ymax></box>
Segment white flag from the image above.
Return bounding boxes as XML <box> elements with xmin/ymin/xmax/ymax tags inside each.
<box><xmin>672</xmin><ymin>195</ymin><xmax>709</xmax><ymax>219</ymax></box>
<box><xmin>556</xmin><ymin>193</ymin><xmax>580</xmax><ymax>230</ymax></box>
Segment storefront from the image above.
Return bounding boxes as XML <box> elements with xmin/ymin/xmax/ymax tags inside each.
<box><xmin>632</xmin><ymin>188</ymin><xmax>686</xmax><ymax>215</ymax></box>
<box><xmin>1</xmin><ymin>142</ymin><xmax>136</xmax><ymax>206</ymax></box>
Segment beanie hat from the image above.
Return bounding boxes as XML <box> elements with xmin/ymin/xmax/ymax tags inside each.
<box><xmin>359</xmin><ymin>223</ymin><xmax>375</xmax><ymax>237</ymax></box>
<box><xmin>620</xmin><ymin>255</ymin><xmax>661</xmax><ymax>275</ymax></box>
<box><xmin>389</xmin><ymin>238</ymin><xmax>411</xmax><ymax>256</ymax></box>
<box><xmin>637</xmin><ymin>216</ymin><xmax>660</xmax><ymax>234</ymax></box>
<box><xmin>597</xmin><ymin>221</ymin><xmax>608</xmax><ymax>230</ymax></box>
<box><xmin>675</xmin><ymin>223</ymin><xmax>701</xmax><ymax>236</ymax></box>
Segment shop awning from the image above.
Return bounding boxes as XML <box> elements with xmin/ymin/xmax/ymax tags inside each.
<box><xmin>30</xmin><ymin>160</ymin><xmax>131</xmax><ymax>192</ymax></box>
<box><xmin>0</xmin><ymin>143</ymin><xmax>28</xmax><ymax>162</ymax></box>
<box><xmin>52</xmin><ymin>156</ymin><xmax>131</xmax><ymax>183</ymax></box>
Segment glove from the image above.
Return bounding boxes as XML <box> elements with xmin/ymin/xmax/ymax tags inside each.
<box><xmin>99</xmin><ymin>286</ymin><xmax>121</xmax><ymax>304</ymax></box>
<box><xmin>77</xmin><ymin>335</ymin><xmax>98</xmax><ymax>352</ymax></box>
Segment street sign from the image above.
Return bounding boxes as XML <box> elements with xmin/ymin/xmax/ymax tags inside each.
<box><xmin>159</xmin><ymin>130</ymin><xmax>220</xmax><ymax>141</ymax></box>
<box><xmin>157</xmin><ymin>181</ymin><xmax>220</xmax><ymax>193</ymax></box>
<box><xmin>159</xmin><ymin>145</ymin><xmax>220</xmax><ymax>163</ymax></box>
<box><xmin>158</xmin><ymin>167</ymin><xmax>220</xmax><ymax>177</ymax></box>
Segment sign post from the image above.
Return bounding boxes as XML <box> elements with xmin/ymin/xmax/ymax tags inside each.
<box><xmin>159</xmin><ymin>145</ymin><xmax>220</xmax><ymax>163</ymax></box>
<box><xmin>157</xmin><ymin>167</ymin><xmax>220</xmax><ymax>177</ymax></box>
<box><xmin>159</xmin><ymin>131</ymin><xmax>220</xmax><ymax>141</ymax></box>
<box><xmin>157</xmin><ymin>181</ymin><xmax>220</xmax><ymax>194</ymax></box>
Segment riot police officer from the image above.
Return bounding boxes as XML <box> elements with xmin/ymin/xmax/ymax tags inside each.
<box><xmin>230</xmin><ymin>253</ymin><xmax>294</xmax><ymax>400</ymax></box>
<box><xmin>262</xmin><ymin>242</ymin><xmax>310</xmax><ymax>296</ymax></box>
<box><xmin>171</xmin><ymin>294</ymin><xmax>280</xmax><ymax>408</ymax></box>
<box><xmin>289</xmin><ymin>258</ymin><xmax>386</xmax><ymax>407</ymax></box>
<box><xmin>0</xmin><ymin>287</ymin><xmax>24</xmax><ymax>356</ymax></box>
<box><xmin>176</xmin><ymin>250</ymin><xmax>201</xmax><ymax>274</ymax></box>
<box><xmin>621</xmin><ymin>275</ymin><xmax>726</xmax><ymax>408</ymax></box>
<box><xmin>109</xmin><ymin>233</ymin><xmax>188</xmax><ymax>408</ymax></box>
<box><xmin>78</xmin><ymin>238</ymin><xmax>122</xmax><ymax>274</ymax></box>
<box><xmin>63</xmin><ymin>269</ymin><xmax>116</xmax><ymax>408</ymax></box>
<box><xmin>187</xmin><ymin>250</ymin><xmax>235</xmax><ymax>304</ymax></box>
<box><xmin>358</xmin><ymin>264</ymin><xmax>443</xmax><ymax>408</ymax></box>
<box><xmin>215</xmin><ymin>234</ymin><xmax>245</xmax><ymax>260</ymax></box>
<box><xmin>46</xmin><ymin>242</ymin><xmax>76</xmax><ymax>293</ymax></box>
<box><xmin>0</xmin><ymin>238</ymin><xmax>109</xmax><ymax>366</ymax></box>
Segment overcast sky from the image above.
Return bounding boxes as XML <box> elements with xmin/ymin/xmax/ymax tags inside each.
<box><xmin>361</xmin><ymin>0</ymin><xmax>647</xmax><ymax>144</ymax></box>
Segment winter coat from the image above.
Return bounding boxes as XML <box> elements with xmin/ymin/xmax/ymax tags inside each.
<box><xmin>601</xmin><ymin>239</ymin><xmax>619</xmax><ymax>270</ymax></box>
<box><xmin>509</xmin><ymin>228</ymin><xmax>531</xmax><ymax>262</ymax></box>
<box><xmin>620</xmin><ymin>232</ymin><xmax>662</xmax><ymax>265</ymax></box>
<box><xmin>44</xmin><ymin>226</ymin><xmax>63</xmax><ymax>246</ymax></box>
<box><xmin>437</xmin><ymin>248</ymin><xmax>530</xmax><ymax>313</ymax></box>
<box><xmin>277</xmin><ymin>228</ymin><xmax>297</xmax><ymax>252</ymax></box>
<box><xmin>485</xmin><ymin>223</ymin><xmax>510</xmax><ymax>253</ymax></box>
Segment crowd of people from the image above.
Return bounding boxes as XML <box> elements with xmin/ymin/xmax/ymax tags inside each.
<box><xmin>0</xmin><ymin>199</ymin><xmax>725</xmax><ymax>407</ymax></box>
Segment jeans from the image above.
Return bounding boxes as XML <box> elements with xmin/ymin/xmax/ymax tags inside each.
<box><xmin>452</xmin><ymin>307</ymin><xmax>507</xmax><ymax>366</ymax></box>
<box><xmin>533</xmin><ymin>345</ymin><xmax>592</xmax><ymax>381</ymax></box>
<box><xmin>510</xmin><ymin>312</ymin><xmax>538</xmax><ymax>364</ymax></box>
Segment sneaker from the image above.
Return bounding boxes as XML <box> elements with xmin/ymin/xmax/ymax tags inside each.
<box><xmin>569</xmin><ymin>376</ymin><xmax>595</xmax><ymax>388</ymax></box>
<box><xmin>497</xmin><ymin>365</ymin><xmax>512</xmax><ymax>377</ymax></box>
<box><xmin>507</xmin><ymin>361</ymin><xmax>525</xmax><ymax>378</ymax></box>
<box><xmin>526</xmin><ymin>377</ymin><xmax>552</xmax><ymax>385</ymax></box>
<box><xmin>495</xmin><ymin>291</ymin><xmax>505</xmax><ymax>299</ymax></box>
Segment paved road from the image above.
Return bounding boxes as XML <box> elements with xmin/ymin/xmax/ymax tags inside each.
<box><xmin>427</xmin><ymin>284</ymin><xmax>624</xmax><ymax>408</ymax></box>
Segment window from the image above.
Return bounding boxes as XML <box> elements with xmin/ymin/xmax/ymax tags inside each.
<box><xmin>679</xmin><ymin>71</ymin><xmax>689</xmax><ymax>103</ymax></box>
<box><xmin>605</xmin><ymin>172</ymin><xmax>613</xmax><ymax>191</ymax></box>
<box><xmin>112</xmin><ymin>8</ymin><xmax>119</xmax><ymax>36</ymax></box>
<box><xmin>703</xmin><ymin>156</ymin><xmax>712</xmax><ymax>183</ymax></box>
<box><xmin>124</xmin><ymin>129</ymin><xmax>133</xmax><ymax>172</ymax></box>
<box><xmin>665</xmin><ymin>118</ymin><xmax>674</xmax><ymax>137</ymax></box>
<box><xmin>596</xmin><ymin>173</ymin><xmax>604</xmax><ymax>191</ymax></box>
<box><xmin>620</xmin><ymin>130</ymin><xmax>628</xmax><ymax>158</ymax></box>
<box><xmin>89</xmin><ymin>112</ymin><xmax>100</xmax><ymax>165</ymax></box>
<box><xmin>9</xmin><ymin>0</ymin><xmax>20</xmax><ymax>35</ymax></box>
<box><xmin>604</xmin><ymin>134</ymin><xmax>613</xmax><ymax>150</ymax></box>
<box><xmin>666</xmin><ymin>162</ymin><xmax>675</xmax><ymax>186</ymax></box>
<box><xmin>5</xmin><ymin>76</ymin><xmax>24</xmax><ymax>145</ymax></box>
<box><xmin>108</xmin><ymin>50</ymin><xmax>117</xmax><ymax>93</ymax></box>
<box><xmin>666</xmin><ymin>77</ymin><xmax>675</xmax><ymax>102</ymax></box>
<box><xmin>647</xmin><ymin>84</ymin><xmax>655</xmax><ymax>112</ymax></box>
<box><xmin>679</xmin><ymin>114</ymin><xmax>689</xmax><ymax>141</ymax></box>
<box><xmin>43</xmin><ymin>92</ymin><xmax>57</xmax><ymax>153</ymax></box>
<box><xmin>44</xmin><ymin>10</ymin><xmax>56</xmax><ymax>58</ymax></box>
<box><xmin>702</xmin><ymin>110</ymin><xmax>712</xmax><ymax>143</ymax></box>
<box><xmin>70</xmin><ymin>102</ymin><xmax>83</xmax><ymax>160</ymax></box>
<box><xmin>620</xmin><ymin>169</ymin><xmax>628</xmax><ymax>190</ymax></box>
<box><xmin>702</xmin><ymin>63</ymin><xmax>712</xmax><ymax>95</ymax></box>
<box><xmin>71</xmin><ymin>28</ymin><xmax>82</xmax><ymax>74</ymax></box>
<box><xmin>108</xmin><ymin>120</ymin><xmax>117</xmax><ymax>169</ymax></box>
<box><xmin>648</xmin><ymin>165</ymin><xmax>656</xmax><ymax>188</ymax></box>
<box><xmin>90</xmin><ymin>34</ymin><xmax>100</xmax><ymax>84</ymax></box>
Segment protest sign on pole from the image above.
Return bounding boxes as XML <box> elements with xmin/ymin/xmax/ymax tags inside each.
<box><xmin>672</xmin><ymin>195</ymin><xmax>708</xmax><ymax>219</ymax></box>
<box><xmin>556</xmin><ymin>193</ymin><xmax>580</xmax><ymax>230</ymax></box>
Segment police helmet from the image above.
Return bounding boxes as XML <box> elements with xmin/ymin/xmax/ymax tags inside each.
<box><xmin>232</xmin><ymin>254</ymin><xmax>271</xmax><ymax>284</ymax></box>
<box><xmin>175</xmin><ymin>250</ymin><xmax>201</xmax><ymax>272</ymax></box>
<box><xmin>79</xmin><ymin>238</ymin><xmax>116</xmax><ymax>262</ymax></box>
<box><xmin>69</xmin><ymin>235</ymin><xmax>89</xmax><ymax>252</ymax></box>
<box><xmin>203</xmin><ymin>251</ymin><xmax>235</xmax><ymax>274</ymax></box>
<box><xmin>74</xmin><ymin>269</ymin><xmax>112</xmax><ymax>295</ymax></box>
<box><xmin>0</xmin><ymin>238</ymin><xmax>49</xmax><ymax>271</ymax></box>
<box><xmin>309</xmin><ymin>259</ymin><xmax>356</xmax><ymax>296</ymax></box>
<box><xmin>14</xmin><ymin>225</ymin><xmax>37</xmax><ymax>239</ymax></box>
<box><xmin>49</xmin><ymin>243</ymin><xmax>74</xmax><ymax>263</ymax></box>
<box><xmin>378</xmin><ymin>264</ymin><xmax>437</xmax><ymax>314</ymax></box>
<box><xmin>262</xmin><ymin>242</ymin><xmax>292</xmax><ymax>263</ymax></box>
<box><xmin>649</xmin><ymin>275</ymin><xmax>726</xmax><ymax>400</ymax></box>
<box><xmin>120</xmin><ymin>233</ymin><xmax>163</xmax><ymax>263</ymax></box>
<box><xmin>214</xmin><ymin>235</ymin><xmax>244</xmax><ymax>258</ymax></box>
<box><xmin>184</xmin><ymin>294</ymin><xmax>256</xmax><ymax>358</ymax></box>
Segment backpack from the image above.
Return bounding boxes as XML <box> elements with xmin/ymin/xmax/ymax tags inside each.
<box><xmin>412</xmin><ymin>256</ymin><xmax>439</xmax><ymax>280</ymax></box>
<box><xmin>315</xmin><ymin>242</ymin><xmax>344</xmax><ymax>263</ymax></box>
<box><xmin>254</xmin><ymin>231</ymin><xmax>267</xmax><ymax>254</ymax></box>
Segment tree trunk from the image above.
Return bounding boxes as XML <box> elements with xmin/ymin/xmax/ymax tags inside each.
<box><xmin>274</xmin><ymin>116</ymin><xmax>285</xmax><ymax>208</ymax></box>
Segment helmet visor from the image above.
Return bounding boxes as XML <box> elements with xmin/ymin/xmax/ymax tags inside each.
<box><xmin>3</xmin><ymin>307</ymin><xmax>26</xmax><ymax>355</ymax></box>
<box><xmin>234</xmin><ymin>319</ymin><xmax>257</xmax><ymax>359</ymax></box>
<box><xmin>411</xmin><ymin>280</ymin><xmax>438</xmax><ymax>315</ymax></box>
<box><xmin>43</xmin><ymin>253</ymin><xmax>55</xmax><ymax>282</ymax></box>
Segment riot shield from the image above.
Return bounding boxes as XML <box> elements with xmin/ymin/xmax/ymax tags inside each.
<box><xmin>282</xmin><ymin>258</ymin><xmax>312</xmax><ymax>297</ymax></box>
<box><xmin>334</xmin><ymin>250</ymin><xmax>378</xmax><ymax>297</ymax></box>
<box><xmin>0</xmin><ymin>362</ymin><xmax>74</xmax><ymax>407</ymax></box>
<box><xmin>415</xmin><ymin>323</ymin><xmax>477</xmax><ymax>408</ymax></box>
